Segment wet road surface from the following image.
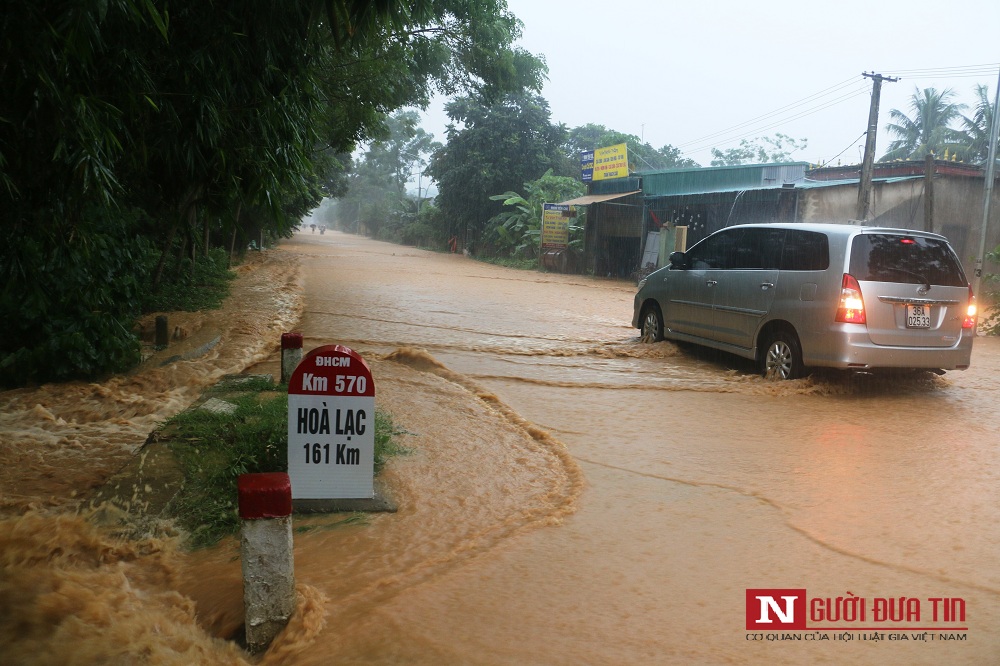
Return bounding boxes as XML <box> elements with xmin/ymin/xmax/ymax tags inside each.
<box><xmin>2</xmin><ymin>229</ymin><xmax>997</xmax><ymax>664</ymax></box>
<box><xmin>250</xmin><ymin>231</ymin><xmax>999</xmax><ymax>664</ymax></box>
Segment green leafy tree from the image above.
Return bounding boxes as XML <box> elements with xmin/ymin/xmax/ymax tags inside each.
<box><xmin>486</xmin><ymin>169</ymin><xmax>585</xmax><ymax>258</ymax></box>
<box><xmin>959</xmin><ymin>84</ymin><xmax>997</xmax><ymax>165</ymax></box>
<box><xmin>709</xmin><ymin>133</ymin><xmax>808</xmax><ymax>166</ymax></box>
<box><xmin>426</xmin><ymin>91</ymin><xmax>568</xmax><ymax>252</ymax></box>
<box><xmin>880</xmin><ymin>87</ymin><xmax>968</xmax><ymax>161</ymax></box>
<box><xmin>339</xmin><ymin>110</ymin><xmax>442</xmax><ymax>242</ymax></box>
<box><xmin>0</xmin><ymin>0</ymin><xmax>546</xmax><ymax>385</ymax></box>
<box><xmin>0</xmin><ymin>206</ymin><xmax>152</xmax><ymax>385</ymax></box>
<box><xmin>653</xmin><ymin>144</ymin><xmax>702</xmax><ymax>170</ymax></box>
<box><xmin>327</xmin><ymin>1</ymin><xmax>549</xmax><ymax>248</ymax></box>
<box><xmin>402</xmin><ymin>201</ymin><xmax>450</xmax><ymax>248</ymax></box>
<box><xmin>565</xmin><ymin>124</ymin><xmax>699</xmax><ymax>170</ymax></box>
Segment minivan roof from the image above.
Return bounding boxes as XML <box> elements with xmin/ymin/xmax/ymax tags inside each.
<box><xmin>721</xmin><ymin>222</ymin><xmax>949</xmax><ymax>241</ymax></box>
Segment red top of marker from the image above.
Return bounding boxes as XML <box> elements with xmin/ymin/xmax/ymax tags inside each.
<box><xmin>238</xmin><ymin>472</ymin><xmax>292</xmax><ymax>519</ymax></box>
<box><xmin>287</xmin><ymin>344</ymin><xmax>375</xmax><ymax>396</ymax></box>
<box><xmin>281</xmin><ymin>332</ymin><xmax>304</xmax><ymax>350</ymax></box>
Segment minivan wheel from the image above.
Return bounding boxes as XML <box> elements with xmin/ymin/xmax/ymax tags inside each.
<box><xmin>640</xmin><ymin>304</ymin><xmax>664</xmax><ymax>343</ymax></box>
<box><xmin>761</xmin><ymin>331</ymin><xmax>804</xmax><ymax>380</ymax></box>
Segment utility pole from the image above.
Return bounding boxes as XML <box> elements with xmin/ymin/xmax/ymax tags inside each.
<box><xmin>857</xmin><ymin>71</ymin><xmax>899</xmax><ymax>221</ymax></box>
<box><xmin>972</xmin><ymin>68</ymin><xmax>1000</xmax><ymax>298</ymax></box>
<box><xmin>924</xmin><ymin>153</ymin><xmax>935</xmax><ymax>233</ymax></box>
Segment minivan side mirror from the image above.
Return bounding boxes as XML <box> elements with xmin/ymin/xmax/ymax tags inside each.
<box><xmin>669</xmin><ymin>251</ymin><xmax>687</xmax><ymax>269</ymax></box>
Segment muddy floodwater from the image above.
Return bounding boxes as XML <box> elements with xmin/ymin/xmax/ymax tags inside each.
<box><xmin>3</xmin><ymin>229</ymin><xmax>999</xmax><ymax>664</ymax></box>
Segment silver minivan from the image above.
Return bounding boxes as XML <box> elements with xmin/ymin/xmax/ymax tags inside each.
<box><xmin>632</xmin><ymin>223</ymin><xmax>977</xmax><ymax>379</ymax></box>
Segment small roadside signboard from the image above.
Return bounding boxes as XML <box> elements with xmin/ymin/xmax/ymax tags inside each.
<box><xmin>541</xmin><ymin>203</ymin><xmax>572</xmax><ymax>250</ymax></box>
<box><xmin>287</xmin><ymin>344</ymin><xmax>375</xmax><ymax>499</ymax></box>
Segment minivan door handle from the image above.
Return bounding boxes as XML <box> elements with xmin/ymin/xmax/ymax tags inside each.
<box><xmin>760</xmin><ymin>282</ymin><xmax>774</xmax><ymax>290</ymax></box>
<box><xmin>705</xmin><ymin>279</ymin><xmax>717</xmax><ymax>287</ymax></box>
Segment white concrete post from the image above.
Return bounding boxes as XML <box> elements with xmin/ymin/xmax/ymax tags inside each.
<box><xmin>238</xmin><ymin>472</ymin><xmax>295</xmax><ymax>654</ymax></box>
<box><xmin>280</xmin><ymin>332</ymin><xmax>303</xmax><ymax>384</ymax></box>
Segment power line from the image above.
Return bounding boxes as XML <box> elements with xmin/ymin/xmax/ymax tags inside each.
<box><xmin>675</xmin><ymin>78</ymin><xmax>866</xmax><ymax>150</ymax></box>
<box><xmin>676</xmin><ymin>63</ymin><xmax>1000</xmax><ymax>161</ymax></box>
<box><xmin>816</xmin><ymin>131</ymin><xmax>867</xmax><ymax>167</ymax></box>
<box><xmin>679</xmin><ymin>86</ymin><xmax>870</xmax><ymax>156</ymax></box>
<box><xmin>678</xmin><ymin>89</ymin><xmax>870</xmax><ymax>153</ymax></box>
<box><xmin>885</xmin><ymin>63</ymin><xmax>999</xmax><ymax>77</ymax></box>
<box><xmin>673</xmin><ymin>77</ymin><xmax>863</xmax><ymax>148</ymax></box>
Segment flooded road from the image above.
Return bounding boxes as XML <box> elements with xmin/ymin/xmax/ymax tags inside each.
<box><xmin>3</xmin><ymin>229</ymin><xmax>998</xmax><ymax>664</ymax></box>
<box><xmin>248</xmin><ymin>230</ymin><xmax>1000</xmax><ymax>664</ymax></box>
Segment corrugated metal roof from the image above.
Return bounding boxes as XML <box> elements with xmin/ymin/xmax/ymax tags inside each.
<box><xmin>808</xmin><ymin>160</ymin><xmax>984</xmax><ymax>181</ymax></box>
<box><xmin>589</xmin><ymin>176</ymin><xmax>642</xmax><ymax>196</ymax></box>
<box><xmin>578</xmin><ymin>163</ymin><xmax>923</xmax><ymax>201</ymax></box>
<box><xmin>638</xmin><ymin>162</ymin><xmax>809</xmax><ymax>197</ymax></box>
<box><xmin>797</xmin><ymin>176</ymin><xmax>923</xmax><ymax>189</ymax></box>
<box><xmin>556</xmin><ymin>190</ymin><xmax>641</xmax><ymax>206</ymax></box>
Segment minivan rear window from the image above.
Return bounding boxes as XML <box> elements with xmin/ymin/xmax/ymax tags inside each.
<box><xmin>849</xmin><ymin>234</ymin><xmax>967</xmax><ymax>287</ymax></box>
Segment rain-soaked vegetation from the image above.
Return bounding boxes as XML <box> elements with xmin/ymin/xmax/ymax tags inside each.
<box><xmin>0</xmin><ymin>1</ymin><xmax>543</xmax><ymax>385</ymax></box>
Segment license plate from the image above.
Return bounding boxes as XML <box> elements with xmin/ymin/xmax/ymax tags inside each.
<box><xmin>906</xmin><ymin>303</ymin><xmax>931</xmax><ymax>328</ymax></box>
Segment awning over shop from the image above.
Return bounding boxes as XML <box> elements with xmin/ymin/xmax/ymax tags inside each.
<box><xmin>556</xmin><ymin>190</ymin><xmax>641</xmax><ymax>206</ymax></box>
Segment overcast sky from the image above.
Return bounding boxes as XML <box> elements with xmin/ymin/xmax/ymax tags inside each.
<box><xmin>417</xmin><ymin>0</ymin><xmax>1000</xmax><ymax>170</ymax></box>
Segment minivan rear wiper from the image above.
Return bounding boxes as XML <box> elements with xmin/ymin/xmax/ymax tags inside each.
<box><xmin>881</xmin><ymin>267</ymin><xmax>931</xmax><ymax>291</ymax></box>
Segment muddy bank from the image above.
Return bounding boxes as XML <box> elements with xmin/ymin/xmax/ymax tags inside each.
<box><xmin>0</xmin><ymin>243</ymin><xmax>583</xmax><ymax>664</ymax></box>
<box><xmin>0</xmin><ymin>250</ymin><xmax>303</xmax><ymax>514</ymax></box>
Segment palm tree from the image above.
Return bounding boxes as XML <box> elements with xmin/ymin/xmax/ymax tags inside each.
<box><xmin>879</xmin><ymin>87</ymin><xmax>968</xmax><ymax>161</ymax></box>
<box><xmin>959</xmin><ymin>84</ymin><xmax>996</xmax><ymax>164</ymax></box>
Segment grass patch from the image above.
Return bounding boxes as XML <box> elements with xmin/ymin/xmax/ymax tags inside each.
<box><xmin>475</xmin><ymin>255</ymin><xmax>539</xmax><ymax>271</ymax></box>
<box><xmin>374</xmin><ymin>412</ymin><xmax>414</xmax><ymax>474</ymax></box>
<box><xmin>163</xmin><ymin>383</ymin><xmax>409</xmax><ymax>548</ymax></box>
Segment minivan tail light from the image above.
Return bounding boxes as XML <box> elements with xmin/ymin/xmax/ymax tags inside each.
<box><xmin>836</xmin><ymin>274</ymin><xmax>867</xmax><ymax>324</ymax></box>
<box><xmin>963</xmin><ymin>285</ymin><xmax>977</xmax><ymax>329</ymax></box>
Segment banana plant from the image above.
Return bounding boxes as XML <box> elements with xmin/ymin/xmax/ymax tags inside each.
<box><xmin>487</xmin><ymin>169</ymin><xmax>584</xmax><ymax>258</ymax></box>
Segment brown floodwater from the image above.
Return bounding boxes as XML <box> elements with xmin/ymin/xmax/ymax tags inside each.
<box><xmin>2</xmin><ymin>229</ymin><xmax>998</xmax><ymax>664</ymax></box>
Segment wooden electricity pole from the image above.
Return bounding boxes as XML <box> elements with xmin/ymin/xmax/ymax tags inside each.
<box><xmin>972</xmin><ymin>68</ymin><xmax>1000</xmax><ymax>298</ymax></box>
<box><xmin>924</xmin><ymin>153</ymin><xmax>935</xmax><ymax>233</ymax></box>
<box><xmin>857</xmin><ymin>71</ymin><xmax>899</xmax><ymax>221</ymax></box>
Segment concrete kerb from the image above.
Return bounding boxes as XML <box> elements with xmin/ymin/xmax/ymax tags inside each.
<box><xmin>158</xmin><ymin>334</ymin><xmax>222</xmax><ymax>367</ymax></box>
<box><xmin>293</xmin><ymin>478</ymin><xmax>396</xmax><ymax>514</ymax></box>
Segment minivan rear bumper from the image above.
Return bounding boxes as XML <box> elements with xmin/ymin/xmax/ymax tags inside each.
<box><xmin>803</xmin><ymin>325</ymin><xmax>974</xmax><ymax>371</ymax></box>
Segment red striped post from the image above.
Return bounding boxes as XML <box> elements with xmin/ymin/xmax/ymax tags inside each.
<box><xmin>238</xmin><ymin>472</ymin><xmax>295</xmax><ymax>654</ymax></box>
<box><xmin>280</xmin><ymin>332</ymin><xmax>303</xmax><ymax>384</ymax></box>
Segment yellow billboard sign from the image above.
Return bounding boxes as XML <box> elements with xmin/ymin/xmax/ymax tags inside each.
<box><xmin>593</xmin><ymin>143</ymin><xmax>629</xmax><ymax>181</ymax></box>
